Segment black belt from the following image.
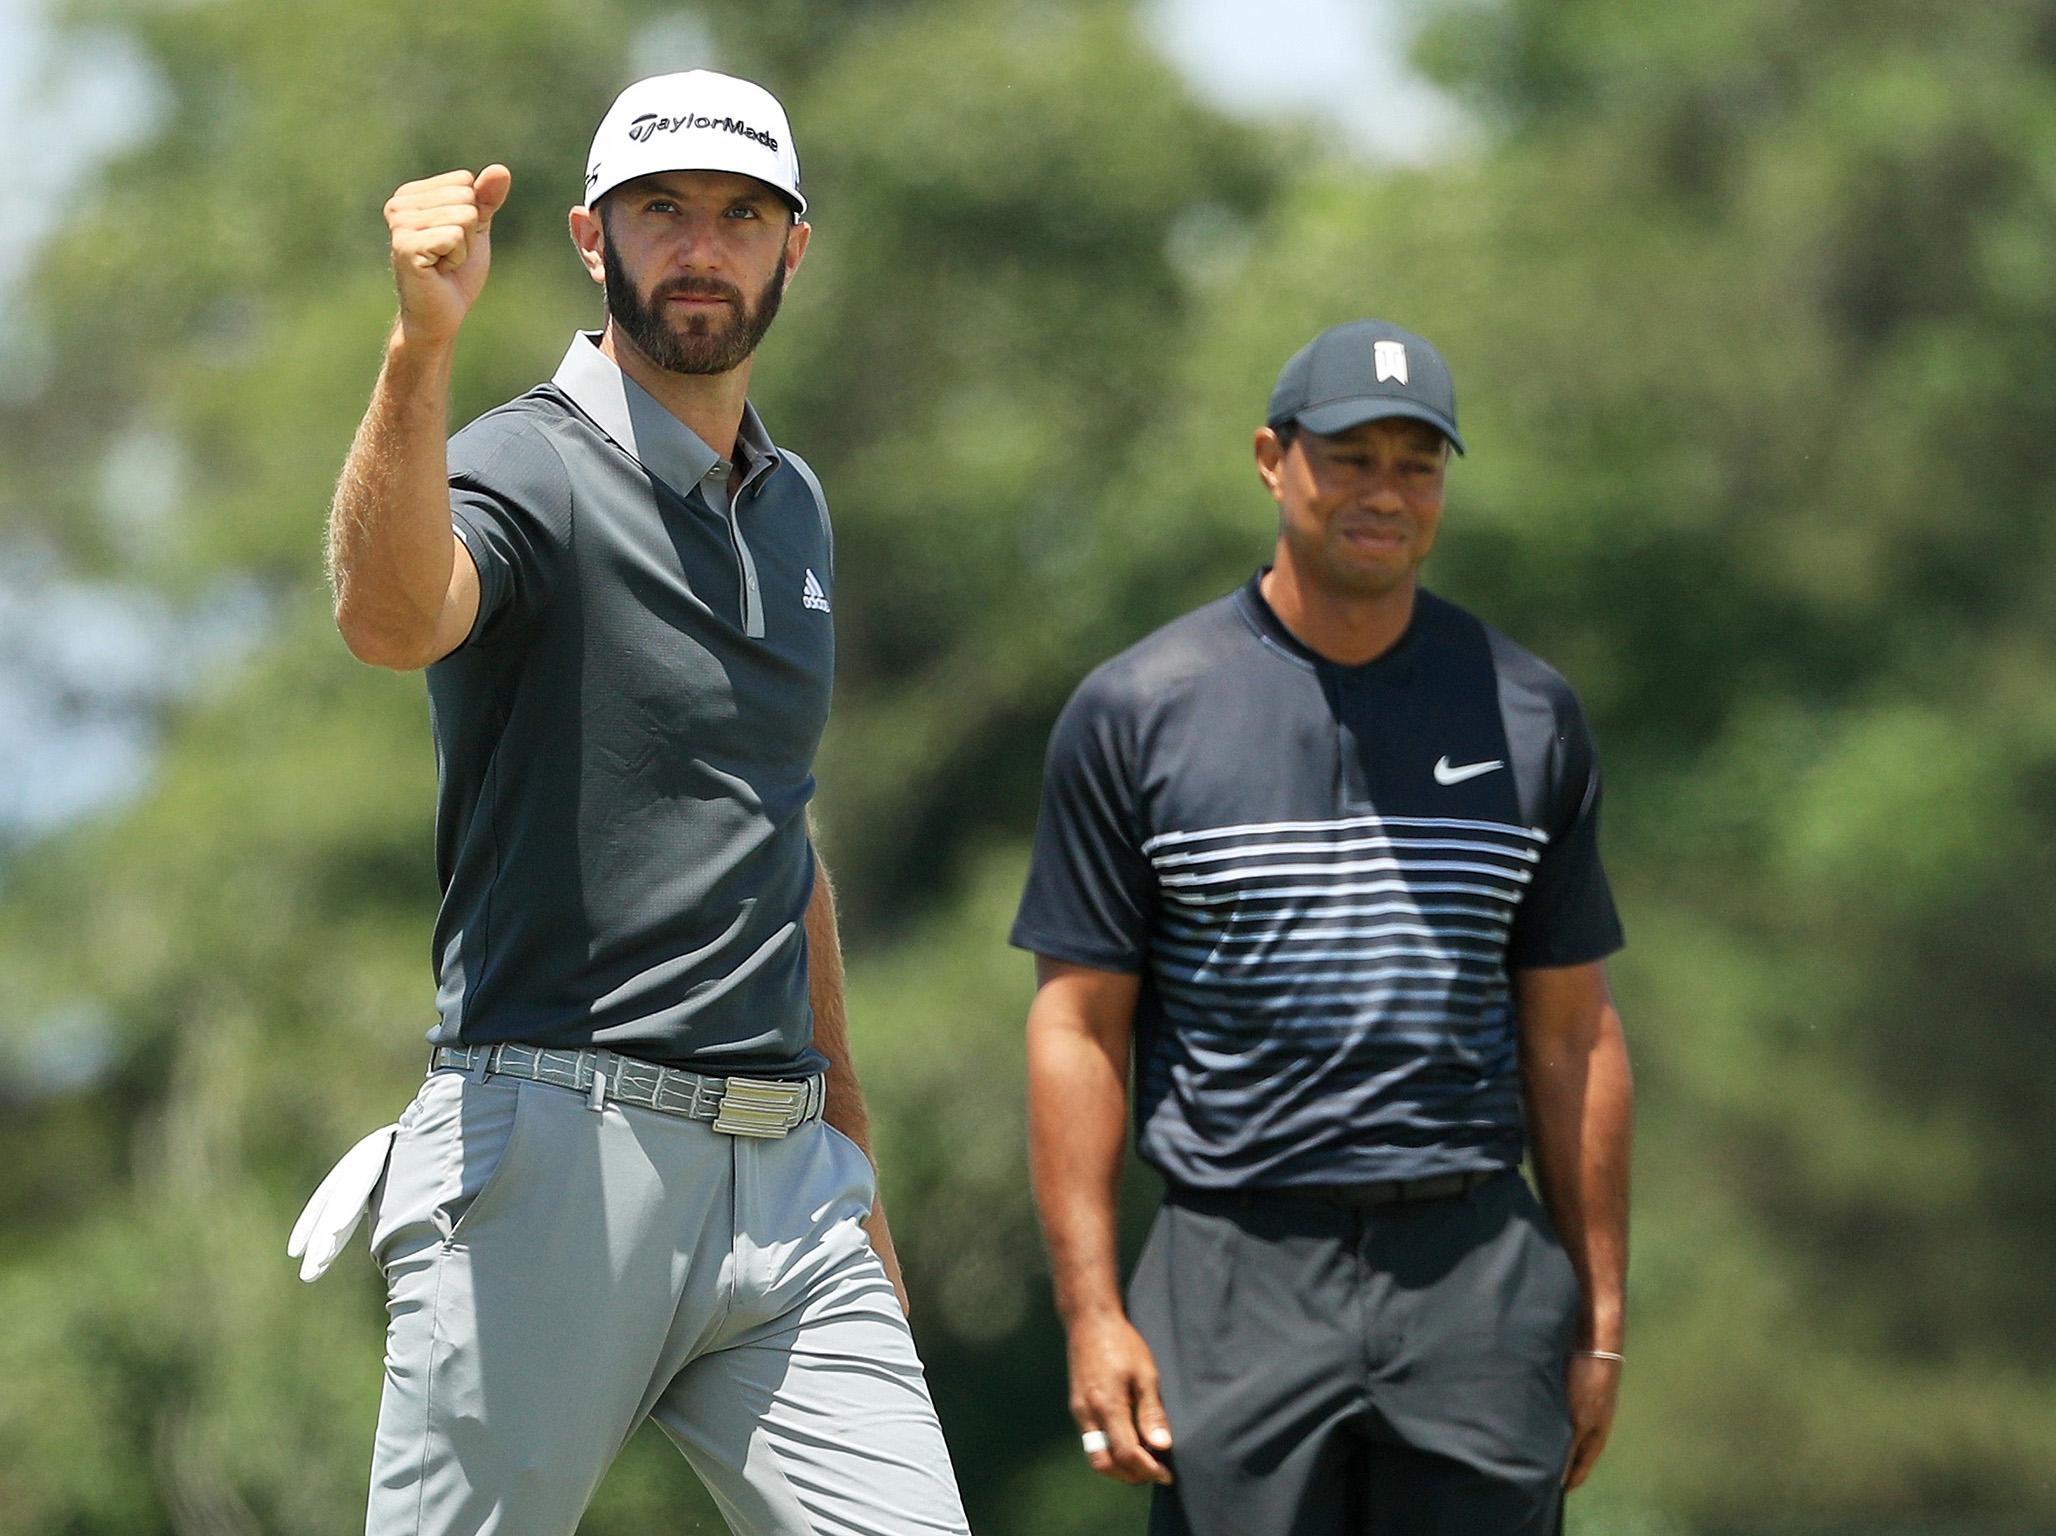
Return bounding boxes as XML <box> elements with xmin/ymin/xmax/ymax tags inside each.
<box><xmin>1171</xmin><ymin>1169</ymin><xmax>1503</xmax><ymax>1211</ymax></box>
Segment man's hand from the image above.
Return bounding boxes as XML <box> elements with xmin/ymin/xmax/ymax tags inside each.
<box><xmin>384</xmin><ymin>166</ymin><xmax>512</xmax><ymax>345</ymax></box>
<box><xmin>1067</xmin><ymin>1309</ymin><xmax>1174</xmax><ymax>1486</ymax></box>
<box><xmin>1563</xmin><ymin>1353</ymin><xmax>1622</xmax><ymax>1488</ymax></box>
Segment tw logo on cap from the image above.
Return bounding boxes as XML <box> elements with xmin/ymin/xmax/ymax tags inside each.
<box><xmin>1374</xmin><ymin>339</ymin><xmax>1409</xmax><ymax>386</ymax></box>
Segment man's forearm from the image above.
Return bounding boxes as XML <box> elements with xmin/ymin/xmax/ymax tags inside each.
<box><xmin>1522</xmin><ymin>1004</ymin><xmax>1633</xmax><ymax>1350</ymax></box>
<box><xmin>1026</xmin><ymin>999</ymin><xmax>1132</xmax><ymax>1325</ymax></box>
<box><xmin>802</xmin><ymin>847</ymin><xmax>910</xmax><ymax>1310</ymax></box>
<box><xmin>327</xmin><ymin>328</ymin><xmax>461</xmax><ymax>666</ymax></box>
<box><xmin>802</xmin><ymin>851</ymin><xmax>874</xmax><ymax>1151</ymax></box>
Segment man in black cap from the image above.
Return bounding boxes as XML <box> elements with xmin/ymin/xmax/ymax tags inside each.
<box><xmin>1014</xmin><ymin>319</ymin><xmax>1633</xmax><ymax>1534</ymax></box>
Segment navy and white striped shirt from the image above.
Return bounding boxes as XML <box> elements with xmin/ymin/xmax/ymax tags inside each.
<box><xmin>1012</xmin><ymin>574</ymin><xmax>1623</xmax><ymax>1188</ymax></box>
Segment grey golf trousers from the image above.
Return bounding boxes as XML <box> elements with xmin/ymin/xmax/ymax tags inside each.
<box><xmin>363</xmin><ymin>1064</ymin><xmax>970</xmax><ymax>1535</ymax></box>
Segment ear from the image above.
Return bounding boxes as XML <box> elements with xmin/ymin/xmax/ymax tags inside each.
<box><xmin>569</xmin><ymin>204</ymin><xmax>606</xmax><ymax>288</ymax></box>
<box><xmin>1254</xmin><ymin>426</ymin><xmax>1290</xmax><ymax>501</ymax></box>
<box><xmin>782</xmin><ymin>218</ymin><xmax>812</xmax><ymax>284</ymax></box>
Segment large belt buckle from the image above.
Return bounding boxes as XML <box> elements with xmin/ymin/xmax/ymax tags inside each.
<box><xmin>711</xmin><ymin>1076</ymin><xmax>808</xmax><ymax>1138</ymax></box>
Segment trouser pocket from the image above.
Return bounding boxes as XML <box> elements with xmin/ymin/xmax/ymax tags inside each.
<box><xmin>369</xmin><ymin>1071</ymin><xmax>529</xmax><ymax>1267</ymax></box>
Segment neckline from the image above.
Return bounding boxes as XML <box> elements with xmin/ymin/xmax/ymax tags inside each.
<box><xmin>1237</xmin><ymin>569</ymin><xmax>1425</xmax><ymax>681</ymax></box>
<box><xmin>550</xmin><ymin>331</ymin><xmax>782</xmax><ymax>498</ymax></box>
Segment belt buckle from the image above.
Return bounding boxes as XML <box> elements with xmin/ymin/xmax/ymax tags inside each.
<box><xmin>711</xmin><ymin>1076</ymin><xmax>807</xmax><ymax>1138</ymax></box>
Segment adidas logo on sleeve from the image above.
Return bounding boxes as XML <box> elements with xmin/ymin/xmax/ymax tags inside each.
<box><xmin>801</xmin><ymin>569</ymin><xmax>831</xmax><ymax>613</ymax></box>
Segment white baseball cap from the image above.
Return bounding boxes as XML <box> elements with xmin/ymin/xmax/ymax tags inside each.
<box><xmin>583</xmin><ymin>70</ymin><xmax>806</xmax><ymax>215</ymax></box>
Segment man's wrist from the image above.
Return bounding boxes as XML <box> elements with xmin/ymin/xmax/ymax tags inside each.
<box><xmin>1057</xmin><ymin>1291</ymin><xmax>1130</xmax><ymax>1329</ymax></box>
<box><xmin>387</xmin><ymin>320</ymin><xmax>461</xmax><ymax>374</ymax></box>
<box><xmin>1575</xmin><ymin>1320</ymin><xmax>1626</xmax><ymax>1354</ymax></box>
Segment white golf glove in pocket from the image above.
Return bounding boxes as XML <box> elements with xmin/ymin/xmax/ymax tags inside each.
<box><xmin>287</xmin><ymin>1123</ymin><xmax>398</xmax><ymax>1282</ymax></box>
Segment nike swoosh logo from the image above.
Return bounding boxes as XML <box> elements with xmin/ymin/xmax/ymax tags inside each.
<box><xmin>1434</xmin><ymin>756</ymin><xmax>1505</xmax><ymax>786</ymax></box>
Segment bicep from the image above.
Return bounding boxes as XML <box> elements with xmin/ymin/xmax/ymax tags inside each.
<box><xmin>1514</xmin><ymin>959</ymin><xmax>1617</xmax><ymax>1057</ymax></box>
<box><xmin>425</xmin><ymin>532</ymin><xmax>482</xmax><ymax>664</ymax></box>
<box><xmin>1029</xmin><ymin>957</ymin><xmax>1143</xmax><ymax>1052</ymax></box>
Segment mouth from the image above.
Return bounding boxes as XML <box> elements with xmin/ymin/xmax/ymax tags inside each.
<box><xmin>658</xmin><ymin>282</ymin><xmax>739</xmax><ymax>308</ymax></box>
<box><xmin>1338</xmin><ymin>522</ymin><xmax>1408</xmax><ymax>551</ymax></box>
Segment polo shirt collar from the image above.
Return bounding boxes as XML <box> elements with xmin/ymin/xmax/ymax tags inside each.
<box><xmin>551</xmin><ymin>331</ymin><xmax>782</xmax><ymax>495</ymax></box>
<box><xmin>731</xmin><ymin>395</ymin><xmax>780</xmax><ymax>495</ymax></box>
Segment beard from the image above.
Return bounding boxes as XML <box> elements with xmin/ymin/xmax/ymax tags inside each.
<box><xmin>602</xmin><ymin>233</ymin><xmax>788</xmax><ymax>377</ymax></box>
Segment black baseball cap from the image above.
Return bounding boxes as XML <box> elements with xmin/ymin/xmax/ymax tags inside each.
<box><xmin>1266</xmin><ymin>319</ymin><xmax>1465</xmax><ymax>455</ymax></box>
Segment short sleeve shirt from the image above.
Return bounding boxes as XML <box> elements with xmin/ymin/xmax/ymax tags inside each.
<box><xmin>1011</xmin><ymin>574</ymin><xmax>1623</xmax><ymax>1188</ymax></box>
<box><xmin>425</xmin><ymin>333</ymin><xmax>838</xmax><ymax>1074</ymax></box>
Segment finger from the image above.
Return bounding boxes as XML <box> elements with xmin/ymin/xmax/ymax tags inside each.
<box><xmin>385</xmin><ymin>188</ymin><xmax>474</xmax><ymax>229</ymax></box>
<box><xmin>1077</xmin><ymin>1394</ymin><xmax>1152</xmax><ymax>1486</ymax></box>
<box><xmin>1103</xmin><ymin>1389</ymin><xmax>1170</xmax><ymax>1486</ymax></box>
<box><xmin>1563</xmin><ymin>1423</ymin><xmax>1601</xmax><ymax>1489</ymax></box>
<box><xmin>1070</xmin><ymin>1402</ymin><xmax>1129</xmax><ymax>1485</ymax></box>
<box><xmin>388</xmin><ymin>210</ymin><xmax>478</xmax><ymax>269</ymax></box>
<box><xmin>393</xmin><ymin>227</ymin><xmax>471</xmax><ymax>271</ymax></box>
<box><xmin>392</xmin><ymin>169</ymin><xmax>478</xmax><ymax>199</ymax></box>
<box><xmin>1134</xmin><ymin>1375</ymin><xmax>1176</xmax><ymax>1478</ymax></box>
<box><xmin>472</xmin><ymin>163</ymin><xmax>512</xmax><ymax>232</ymax></box>
<box><xmin>1079</xmin><ymin>1424</ymin><xmax>1124</xmax><ymax>1484</ymax></box>
<box><xmin>387</xmin><ymin>196</ymin><xmax>479</xmax><ymax>234</ymax></box>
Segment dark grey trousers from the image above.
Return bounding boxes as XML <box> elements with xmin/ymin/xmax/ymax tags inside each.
<box><xmin>1128</xmin><ymin>1170</ymin><xmax>1577</xmax><ymax>1536</ymax></box>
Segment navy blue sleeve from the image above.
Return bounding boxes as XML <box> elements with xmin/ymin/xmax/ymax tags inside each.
<box><xmin>1507</xmin><ymin>694</ymin><xmax>1624</xmax><ymax>969</ymax></box>
<box><xmin>447</xmin><ymin>412</ymin><xmax>572</xmax><ymax>649</ymax></box>
<box><xmin>1010</xmin><ymin>671</ymin><xmax>1157</xmax><ymax>973</ymax></box>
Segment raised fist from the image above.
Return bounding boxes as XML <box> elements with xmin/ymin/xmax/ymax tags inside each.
<box><xmin>384</xmin><ymin>165</ymin><xmax>512</xmax><ymax>344</ymax></box>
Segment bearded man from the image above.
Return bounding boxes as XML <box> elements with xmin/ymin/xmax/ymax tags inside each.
<box><xmin>312</xmin><ymin>69</ymin><xmax>970</xmax><ymax>1536</ymax></box>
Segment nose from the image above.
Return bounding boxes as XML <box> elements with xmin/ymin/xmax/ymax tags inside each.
<box><xmin>1362</xmin><ymin>472</ymin><xmax>1407</xmax><ymax>515</ymax></box>
<box><xmin>670</xmin><ymin>211</ymin><xmax>726</xmax><ymax>269</ymax></box>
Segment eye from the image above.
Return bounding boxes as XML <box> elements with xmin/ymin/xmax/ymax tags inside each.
<box><xmin>725</xmin><ymin>203</ymin><xmax>762</xmax><ymax>220</ymax></box>
<box><xmin>644</xmin><ymin>198</ymin><xmax>679</xmax><ymax>215</ymax></box>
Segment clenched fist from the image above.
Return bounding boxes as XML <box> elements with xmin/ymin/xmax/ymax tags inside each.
<box><xmin>384</xmin><ymin>165</ymin><xmax>512</xmax><ymax>345</ymax></box>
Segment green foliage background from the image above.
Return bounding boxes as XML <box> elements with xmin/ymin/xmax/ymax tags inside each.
<box><xmin>3</xmin><ymin>0</ymin><xmax>2054</xmax><ymax>1530</ymax></box>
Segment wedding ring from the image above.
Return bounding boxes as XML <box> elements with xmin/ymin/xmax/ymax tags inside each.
<box><xmin>1080</xmin><ymin>1429</ymin><xmax>1110</xmax><ymax>1456</ymax></box>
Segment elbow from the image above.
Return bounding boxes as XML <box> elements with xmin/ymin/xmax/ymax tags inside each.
<box><xmin>334</xmin><ymin>600</ymin><xmax>439</xmax><ymax>671</ymax></box>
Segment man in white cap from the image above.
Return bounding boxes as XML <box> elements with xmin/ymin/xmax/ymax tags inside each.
<box><xmin>317</xmin><ymin>71</ymin><xmax>971</xmax><ymax>1535</ymax></box>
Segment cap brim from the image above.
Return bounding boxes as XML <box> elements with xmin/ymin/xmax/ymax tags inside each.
<box><xmin>587</xmin><ymin>153</ymin><xmax>805</xmax><ymax>216</ymax></box>
<box><xmin>1291</xmin><ymin>398</ymin><xmax>1465</xmax><ymax>455</ymax></box>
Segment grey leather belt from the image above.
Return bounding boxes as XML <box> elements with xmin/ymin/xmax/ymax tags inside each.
<box><xmin>431</xmin><ymin>1043</ymin><xmax>825</xmax><ymax>1138</ymax></box>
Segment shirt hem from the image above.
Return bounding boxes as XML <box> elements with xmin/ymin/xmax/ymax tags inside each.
<box><xmin>1007</xmin><ymin>928</ymin><xmax>1144</xmax><ymax>973</ymax></box>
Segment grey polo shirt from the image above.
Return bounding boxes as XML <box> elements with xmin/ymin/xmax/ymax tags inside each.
<box><xmin>424</xmin><ymin>332</ymin><xmax>837</xmax><ymax>1074</ymax></box>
